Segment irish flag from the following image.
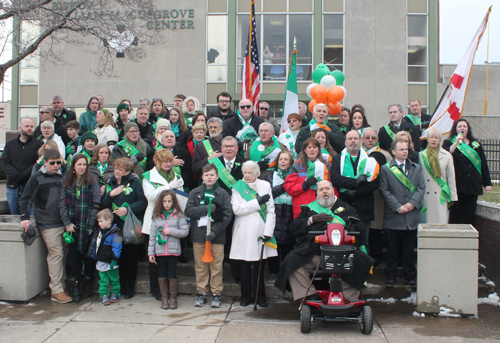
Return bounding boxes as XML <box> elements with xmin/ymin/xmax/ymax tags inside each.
<box><xmin>281</xmin><ymin>44</ymin><xmax>299</xmax><ymax>133</ymax></box>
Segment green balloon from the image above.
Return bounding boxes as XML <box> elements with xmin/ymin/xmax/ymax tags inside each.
<box><xmin>316</xmin><ymin>63</ymin><xmax>330</xmax><ymax>71</ymax></box>
<box><xmin>312</xmin><ymin>68</ymin><xmax>328</xmax><ymax>84</ymax></box>
<box><xmin>331</xmin><ymin>70</ymin><xmax>345</xmax><ymax>85</ymax></box>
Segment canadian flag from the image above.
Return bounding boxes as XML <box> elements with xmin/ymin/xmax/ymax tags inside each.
<box><xmin>423</xmin><ymin>6</ymin><xmax>492</xmax><ymax>138</ymax></box>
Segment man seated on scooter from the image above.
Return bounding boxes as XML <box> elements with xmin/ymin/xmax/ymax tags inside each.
<box><xmin>275</xmin><ymin>180</ymin><xmax>373</xmax><ymax>302</ymax></box>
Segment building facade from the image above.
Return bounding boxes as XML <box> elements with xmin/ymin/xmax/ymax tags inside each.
<box><xmin>11</xmin><ymin>0</ymin><xmax>438</xmax><ymax>130</ymax></box>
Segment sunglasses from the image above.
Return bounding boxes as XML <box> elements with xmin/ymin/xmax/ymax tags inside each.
<box><xmin>39</xmin><ymin>111</ymin><xmax>50</xmax><ymax>114</ymax></box>
<box><xmin>240</xmin><ymin>105</ymin><xmax>252</xmax><ymax>109</ymax></box>
<box><xmin>288</xmin><ymin>119</ymin><xmax>298</xmax><ymax>123</ymax></box>
<box><xmin>48</xmin><ymin>161</ymin><xmax>62</xmax><ymax>165</ymax></box>
<box><xmin>259</xmin><ymin>107</ymin><xmax>269</xmax><ymax>111</ymax></box>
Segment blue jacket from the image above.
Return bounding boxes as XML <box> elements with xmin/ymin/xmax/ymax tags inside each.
<box><xmin>90</xmin><ymin>224</ymin><xmax>123</xmax><ymax>263</ymax></box>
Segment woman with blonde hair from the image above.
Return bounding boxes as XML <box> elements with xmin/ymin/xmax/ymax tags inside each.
<box><xmin>94</xmin><ymin>109</ymin><xmax>118</xmax><ymax>150</ymax></box>
<box><xmin>420</xmin><ymin>127</ymin><xmax>458</xmax><ymax>224</ymax></box>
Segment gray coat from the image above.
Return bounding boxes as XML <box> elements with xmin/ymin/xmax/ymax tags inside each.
<box><xmin>148</xmin><ymin>211</ymin><xmax>189</xmax><ymax>256</ymax></box>
<box><xmin>185</xmin><ymin>183</ymin><xmax>232</xmax><ymax>244</ymax></box>
<box><xmin>379</xmin><ymin>159</ymin><xmax>425</xmax><ymax>230</ymax></box>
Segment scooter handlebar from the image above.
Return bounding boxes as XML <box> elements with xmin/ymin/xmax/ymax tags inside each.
<box><xmin>308</xmin><ymin>231</ymin><xmax>324</xmax><ymax>235</ymax></box>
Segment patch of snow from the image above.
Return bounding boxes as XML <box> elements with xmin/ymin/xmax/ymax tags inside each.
<box><xmin>486</xmin><ymin>280</ymin><xmax>495</xmax><ymax>286</ymax></box>
<box><xmin>367</xmin><ymin>297</ymin><xmax>396</xmax><ymax>304</ymax></box>
<box><xmin>0</xmin><ymin>301</ymin><xmax>11</xmax><ymax>305</ymax></box>
<box><xmin>438</xmin><ymin>307</ymin><xmax>461</xmax><ymax>318</ymax></box>
<box><xmin>401</xmin><ymin>292</ymin><xmax>417</xmax><ymax>305</ymax></box>
<box><xmin>25</xmin><ymin>302</ymin><xmax>36</xmax><ymax>306</ymax></box>
<box><xmin>412</xmin><ymin>311</ymin><xmax>425</xmax><ymax>317</ymax></box>
<box><xmin>33</xmin><ymin>310</ymin><xmax>44</xmax><ymax>315</ymax></box>
<box><xmin>478</xmin><ymin>292</ymin><xmax>500</xmax><ymax>307</ymax></box>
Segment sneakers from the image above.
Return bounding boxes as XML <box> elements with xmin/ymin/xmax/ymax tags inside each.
<box><xmin>110</xmin><ymin>293</ymin><xmax>118</xmax><ymax>303</ymax></box>
<box><xmin>194</xmin><ymin>294</ymin><xmax>207</xmax><ymax>307</ymax></box>
<box><xmin>211</xmin><ymin>294</ymin><xmax>222</xmax><ymax>308</ymax></box>
<box><xmin>51</xmin><ymin>292</ymin><xmax>73</xmax><ymax>304</ymax></box>
<box><xmin>102</xmin><ymin>295</ymin><xmax>111</xmax><ymax>306</ymax></box>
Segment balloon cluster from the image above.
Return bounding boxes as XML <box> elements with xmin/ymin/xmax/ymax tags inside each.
<box><xmin>306</xmin><ymin>64</ymin><xmax>346</xmax><ymax>115</ymax></box>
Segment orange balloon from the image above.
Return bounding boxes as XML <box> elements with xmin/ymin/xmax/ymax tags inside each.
<box><xmin>327</xmin><ymin>101</ymin><xmax>342</xmax><ymax>115</ymax></box>
<box><xmin>308</xmin><ymin>99</ymin><xmax>318</xmax><ymax>113</ymax></box>
<box><xmin>310</xmin><ymin>85</ymin><xmax>327</xmax><ymax>103</ymax></box>
<box><xmin>327</xmin><ymin>86</ymin><xmax>345</xmax><ymax>104</ymax></box>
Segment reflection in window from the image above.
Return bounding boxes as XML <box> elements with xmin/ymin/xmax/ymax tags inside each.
<box><xmin>323</xmin><ymin>14</ymin><xmax>343</xmax><ymax>72</ymax></box>
<box><xmin>207</xmin><ymin>15</ymin><xmax>227</xmax><ymax>81</ymax></box>
<box><xmin>290</xmin><ymin>15</ymin><xmax>312</xmax><ymax>81</ymax></box>
<box><xmin>408</xmin><ymin>15</ymin><xmax>427</xmax><ymax>66</ymax></box>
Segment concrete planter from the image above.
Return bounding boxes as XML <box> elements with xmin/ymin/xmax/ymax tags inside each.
<box><xmin>0</xmin><ymin>215</ymin><xmax>49</xmax><ymax>301</ymax></box>
<box><xmin>416</xmin><ymin>224</ymin><xmax>478</xmax><ymax>316</ymax></box>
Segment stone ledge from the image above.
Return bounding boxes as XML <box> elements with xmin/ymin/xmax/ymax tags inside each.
<box><xmin>477</xmin><ymin>201</ymin><xmax>500</xmax><ymax>222</ymax></box>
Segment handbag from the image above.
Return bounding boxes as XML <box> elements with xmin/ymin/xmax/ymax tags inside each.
<box><xmin>123</xmin><ymin>207</ymin><xmax>145</xmax><ymax>245</ymax></box>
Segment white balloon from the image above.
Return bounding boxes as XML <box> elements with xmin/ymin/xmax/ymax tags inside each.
<box><xmin>339</xmin><ymin>86</ymin><xmax>347</xmax><ymax>98</ymax></box>
<box><xmin>306</xmin><ymin>83</ymin><xmax>318</xmax><ymax>98</ymax></box>
<box><xmin>320</xmin><ymin>75</ymin><xmax>337</xmax><ymax>91</ymax></box>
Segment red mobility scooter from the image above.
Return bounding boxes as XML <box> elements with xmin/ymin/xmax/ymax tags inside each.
<box><xmin>299</xmin><ymin>218</ymin><xmax>373</xmax><ymax>334</ymax></box>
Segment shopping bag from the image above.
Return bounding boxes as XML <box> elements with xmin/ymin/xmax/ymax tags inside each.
<box><xmin>123</xmin><ymin>207</ymin><xmax>145</xmax><ymax>245</ymax></box>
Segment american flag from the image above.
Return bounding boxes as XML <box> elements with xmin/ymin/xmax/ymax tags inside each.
<box><xmin>241</xmin><ymin>0</ymin><xmax>260</xmax><ymax>113</ymax></box>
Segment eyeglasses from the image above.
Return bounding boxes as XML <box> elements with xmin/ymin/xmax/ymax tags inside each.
<box><xmin>128</xmin><ymin>130</ymin><xmax>139</xmax><ymax>134</ymax></box>
<box><xmin>364</xmin><ymin>136</ymin><xmax>377</xmax><ymax>140</ymax></box>
<box><xmin>152</xmin><ymin>98</ymin><xmax>162</xmax><ymax>102</ymax></box>
<box><xmin>48</xmin><ymin>161</ymin><xmax>62</xmax><ymax>165</ymax></box>
<box><xmin>240</xmin><ymin>105</ymin><xmax>252</xmax><ymax>109</ymax></box>
<box><xmin>259</xmin><ymin>107</ymin><xmax>269</xmax><ymax>111</ymax></box>
<box><xmin>219</xmin><ymin>100</ymin><xmax>231</xmax><ymax>103</ymax></box>
<box><xmin>208</xmin><ymin>126</ymin><xmax>220</xmax><ymax>130</ymax></box>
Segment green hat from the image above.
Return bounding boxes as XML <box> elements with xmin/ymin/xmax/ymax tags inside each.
<box><xmin>123</xmin><ymin>121</ymin><xmax>138</xmax><ymax>135</ymax></box>
<box><xmin>79</xmin><ymin>131</ymin><xmax>98</xmax><ymax>146</ymax></box>
<box><xmin>117</xmin><ymin>103</ymin><xmax>130</xmax><ymax>113</ymax></box>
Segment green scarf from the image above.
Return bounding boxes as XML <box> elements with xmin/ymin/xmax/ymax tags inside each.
<box><xmin>193</xmin><ymin>137</ymin><xmax>204</xmax><ymax>147</ymax></box>
<box><xmin>303</xmin><ymin>200</ymin><xmax>346</xmax><ymax>226</ymax></box>
<box><xmin>249</xmin><ymin>136</ymin><xmax>281</xmax><ymax>164</ymax></box>
<box><xmin>273</xmin><ymin>169</ymin><xmax>292</xmax><ymax>205</ymax></box>
<box><xmin>156</xmin><ymin>210</ymin><xmax>173</xmax><ymax>245</ymax></box>
<box><xmin>201</xmin><ymin>182</ymin><xmax>217</xmax><ymax>206</ymax></box>
<box><xmin>309</xmin><ymin>118</ymin><xmax>331</xmax><ymax>132</ymax></box>
<box><xmin>158</xmin><ymin>167</ymin><xmax>176</xmax><ymax>183</ymax></box>
<box><xmin>237</xmin><ymin>109</ymin><xmax>252</xmax><ymax>127</ymax></box>
<box><xmin>81</xmin><ymin>149</ymin><xmax>92</xmax><ymax>163</ymax></box>
<box><xmin>97</xmin><ymin>161</ymin><xmax>108</xmax><ymax>174</ymax></box>
<box><xmin>421</xmin><ymin>150</ymin><xmax>451</xmax><ymax>205</ymax></box>
<box><xmin>426</xmin><ymin>147</ymin><xmax>441</xmax><ymax>178</ymax></box>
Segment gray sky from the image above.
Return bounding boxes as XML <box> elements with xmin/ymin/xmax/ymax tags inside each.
<box><xmin>440</xmin><ymin>1</ymin><xmax>499</xmax><ymax>64</ymax></box>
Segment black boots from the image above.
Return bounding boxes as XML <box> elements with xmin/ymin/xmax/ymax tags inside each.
<box><xmin>83</xmin><ymin>276</ymin><xmax>93</xmax><ymax>298</ymax></box>
<box><xmin>67</xmin><ymin>277</ymin><xmax>81</xmax><ymax>302</ymax></box>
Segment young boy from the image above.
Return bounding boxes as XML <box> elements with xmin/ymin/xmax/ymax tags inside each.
<box><xmin>91</xmin><ymin>209</ymin><xmax>122</xmax><ymax>305</ymax></box>
<box><xmin>65</xmin><ymin>120</ymin><xmax>80</xmax><ymax>163</ymax></box>
<box><xmin>185</xmin><ymin>164</ymin><xmax>233</xmax><ymax>308</ymax></box>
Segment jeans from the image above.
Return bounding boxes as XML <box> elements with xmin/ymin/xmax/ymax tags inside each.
<box><xmin>7</xmin><ymin>186</ymin><xmax>34</xmax><ymax>215</ymax></box>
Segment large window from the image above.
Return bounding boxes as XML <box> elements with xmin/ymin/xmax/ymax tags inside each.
<box><xmin>237</xmin><ymin>1</ymin><xmax>313</xmax><ymax>83</ymax></box>
<box><xmin>207</xmin><ymin>15</ymin><xmax>228</xmax><ymax>82</ymax></box>
<box><xmin>407</xmin><ymin>10</ymin><xmax>429</xmax><ymax>111</ymax></box>
<box><xmin>323</xmin><ymin>14</ymin><xmax>344</xmax><ymax>72</ymax></box>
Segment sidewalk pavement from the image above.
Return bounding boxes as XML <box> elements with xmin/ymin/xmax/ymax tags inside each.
<box><xmin>1</xmin><ymin>292</ymin><xmax>499</xmax><ymax>343</ymax></box>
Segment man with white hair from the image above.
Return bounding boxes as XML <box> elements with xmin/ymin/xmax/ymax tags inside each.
<box><xmin>248</xmin><ymin>122</ymin><xmax>286</xmax><ymax>180</ymax></box>
<box><xmin>295</xmin><ymin>103</ymin><xmax>344</xmax><ymax>154</ymax></box>
<box><xmin>275</xmin><ymin>180</ymin><xmax>372</xmax><ymax>301</ymax></box>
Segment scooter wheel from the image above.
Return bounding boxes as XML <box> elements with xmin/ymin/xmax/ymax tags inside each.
<box><xmin>360</xmin><ymin>305</ymin><xmax>373</xmax><ymax>335</ymax></box>
<box><xmin>300</xmin><ymin>305</ymin><xmax>312</xmax><ymax>334</ymax></box>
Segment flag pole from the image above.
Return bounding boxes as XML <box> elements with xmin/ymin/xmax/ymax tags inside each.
<box><xmin>484</xmin><ymin>17</ymin><xmax>490</xmax><ymax>115</ymax></box>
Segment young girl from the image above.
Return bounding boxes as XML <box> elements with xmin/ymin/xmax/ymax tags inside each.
<box><xmin>148</xmin><ymin>190</ymin><xmax>189</xmax><ymax>310</ymax></box>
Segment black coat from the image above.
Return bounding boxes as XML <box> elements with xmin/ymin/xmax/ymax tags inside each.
<box><xmin>265</xmin><ymin>171</ymin><xmax>295</xmax><ymax>246</ymax></box>
<box><xmin>295</xmin><ymin>121</ymin><xmax>345</xmax><ymax>154</ymax></box>
<box><xmin>222</xmin><ymin>113</ymin><xmax>264</xmax><ymax>141</ymax></box>
<box><xmin>56</xmin><ymin>108</ymin><xmax>76</xmax><ymax>125</ymax></box>
<box><xmin>378</xmin><ymin>120</ymin><xmax>421</xmax><ymax>152</ymax></box>
<box><xmin>404</xmin><ymin>113</ymin><xmax>432</xmax><ymax>149</ymax></box>
<box><xmin>330</xmin><ymin>154</ymin><xmax>380</xmax><ymax>222</ymax></box>
<box><xmin>34</xmin><ymin>116</ymin><xmax>71</xmax><ymax>145</ymax></box>
<box><xmin>442</xmin><ymin>139</ymin><xmax>491</xmax><ymax>195</ymax></box>
<box><xmin>207</xmin><ymin>108</ymin><xmax>236</xmax><ymax>121</ymax></box>
<box><xmin>192</xmin><ymin>137</ymin><xmax>223</xmax><ymax>176</ymax></box>
<box><xmin>170</xmin><ymin>143</ymin><xmax>193</xmax><ymax>189</ymax></box>
<box><xmin>217</xmin><ymin>155</ymin><xmax>248</xmax><ymax>195</ymax></box>
<box><xmin>275</xmin><ymin>199</ymin><xmax>373</xmax><ymax>293</ymax></box>
<box><xmin>1</xmin><ymin>135</ymin><xmax>43</xmax><ymax>188</ymax></box>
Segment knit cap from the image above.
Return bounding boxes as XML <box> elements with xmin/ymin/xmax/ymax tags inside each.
<box><xmin>117</xmin><ymin>103</ymin><xmax>130</xmax><ymax>113</ymax></box>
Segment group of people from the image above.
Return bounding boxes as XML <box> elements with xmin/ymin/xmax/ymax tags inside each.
<box><xmin>2</xmin><ymin>92</ymin><xmax>491</xmax><ymax>309</ymax></box>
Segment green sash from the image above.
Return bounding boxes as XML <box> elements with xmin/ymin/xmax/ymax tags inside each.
<box><xmin>249</xmin><ymin>136</ymin><xmax>281</xmax><ymax>163</ymax></box>
<box><xmin>383</xmin><ymin>125</ymin><xmax>396</xmax><ymax>140</ymax></box>
<box><xmin>421</xmin><ymin>150</ymin><xmax>452</xmax><ymax>205</ymax></box>
<box><xmin>388</xmin><ymin>164</ymin><xmax>416</xmax><ymax>192</ymax></box>
<box><xmin>232</xmin><ymin>180</ymin><xmax>267</xmax><ymax>223</ymax></box>
<box><xmin>451</xmin><ymin>136</ymin><xmax>482</xmax><ymax>175</ymax></box>
<box><xmin>406</xmin><ymin>114</ymin><xmax>422</xmax><ymax>126</ymax></box>
<box><xmin>208</xmin><ymin>157</ymin><xmax>237</xmax><ymax>189</ymax></box>
<box><xmin>117</xmin><ymin>140</ymin><xmax>147</xmax><ymax>170</ymax></box>
<box><xmin>303</xmin><ymin>200</ymin><xmax>346</xmax><ymax>226</ymax></box>
<box><xmin>203</xmin><ymin>139</ymin><xmax>215</xmax><ymax>156</ymax></box>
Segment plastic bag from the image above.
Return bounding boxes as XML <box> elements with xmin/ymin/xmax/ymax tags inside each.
<box><xmin>123</xmin><ymin>207</ymin><xmax>145</xmax><ymax>245</ymax></box>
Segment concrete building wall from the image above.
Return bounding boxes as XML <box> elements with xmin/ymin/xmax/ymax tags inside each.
<box><xmin>38</xmin><ymin>0</ymin><xmax>206</xmax><ymax>110</ymax></box>
<box><xmin>345</xmin><ymin>0</ymin><xmax>408</xmax><ymax>130</ymax></box>
<box><xmin>0</xmin><ymin>102</ymin><xmax>11</xmax><ymax>145</ymax></box>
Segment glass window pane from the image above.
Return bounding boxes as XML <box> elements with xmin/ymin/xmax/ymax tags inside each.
<box><xmin>20</xmin><ymin>54</ymin><xmax>39</xmax><ymax>68</ymax></box>
<box><xmin>408</xmin><ymin>15</ymin><xmax>427</xmax><ymax>66</ymax></box>
<box><xmin>297</xmin><ymin>65</ymin><xmax>312</xmax><ymax>81</ymax></box>
<box><xmin>408</xmin><ymin>66</ymin><xmax>427</xmax><ymax>82</ymax></box>
<box><xmin>207</xmin><ymin>16</ymin><xmax>227</xmax><ymax>65</ymax></box>
<box><xmin>324</xmin><ymin>14</ymin><xmax>344</xmax><ymax>65</ymax></box>
<box><xmin>290</xmin><ymin>0</ymin><xmax>313</xmax><ymax>12</ymax></box>
<box><xmin>237</xmin><ymin>15</ymin><xmax>261</xmax><ymax>62</ymax></box>
<box><xmin>263</xmin><ymin>15</ymin><xmax>287</xmax><ymax>64</ymax></box>
<box><xmin>290</xmin><ymin>15</ymin><xmax>312</xmax><ymax>65</ymax></box>
<box><xmin>20</xmin><ymin>68</ymin><xmax>39</xmax><ymax>83</ymax></box>
<box><xmin>207</xmin><ymin>66</ymin><xmax>227</xmax><ymax>82</ymax></box>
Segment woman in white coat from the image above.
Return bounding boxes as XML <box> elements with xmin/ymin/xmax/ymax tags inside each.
<box><xmin>141</xmin><ymin>148</ymin><xmax>184</xmax><ymax>300</ymax></box>
<box><xmin>94</xmin><ymin>109</ymin><xmax>119</xmax><ymax>151</ymax></box>
<box><xmin>420</xmin><ymin>127</ymin><xmax>458</xmax><ymax>224</ymax></box>
<box><xmin>230</xmin><ymin>161</ymin><xmax>277</xmax><ymax>307</ymax></box>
